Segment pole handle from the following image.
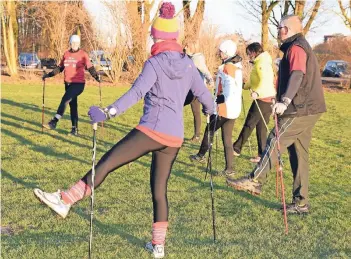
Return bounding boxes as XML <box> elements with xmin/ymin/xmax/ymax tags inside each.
<box><xmin>206</xmin><ymin>114</ymin><xmax>210</xmax><ymax>124</ymax></box>
<box><xmin>93</xmin><ymin>123</ymin><xmax>98</xmax><ymax>131</ymax></box>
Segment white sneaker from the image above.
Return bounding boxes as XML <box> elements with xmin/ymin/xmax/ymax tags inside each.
<box><xmin>33</xmin><ymin>188</ymin><xmax>71</xmax><ymax>218</ymax></box>
<box><xmin>145</xmin><ymin>242</ymin><xmax>165</xmax><ymax>258</ymax></box>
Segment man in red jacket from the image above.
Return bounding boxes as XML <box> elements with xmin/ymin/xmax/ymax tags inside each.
<box><xmin>42</xmin><ymin>35</ymin><xmax>100</xmax><ymax>136</ymax></box>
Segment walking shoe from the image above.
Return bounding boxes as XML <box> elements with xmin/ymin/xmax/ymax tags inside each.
<box><xmin>33</xmin><ymin>188</ymin><xmax>71</xmax><ymax>218</ymax></box>
<box><xmin>216</xmin><ymin>169</ymin><xmax>236</xmax><ymax>178</ymax></box>
<box><xmin>226</xmin><ymin>176</ymin><xmax>262</xmax><ymax>195</ymax></box>
<box><xmin>189</xmin><ymin>135</ymin><xmax>201</xmax><ymax>143</ymax></box>
<box><xmin>145</xmin><ymin>242</ymin><xmax>164</xmax><ymax>258</ymax></box>
<box><xmin>189</xmin><ymin>154</ymin><xmax>206</xmax><ymax>164</ymax></box>
<box><xmin>233</xmin><ymin>150</ymin><xmax>240</xmax><ymax>157</ymax></box>
<box><xmin>249</xmin><ymin>156</ymin><xmax>261</xmax><ymax>163</ymax></box>
<box><xmin>67</xmin><ymin>127</ymin><xmax>78</xmax><ymax>136</ymax></box>
<box><xmin>283</xmin><ymin>203</ymin><xmax>310</xmax><ymax>215</ymax></box>
<box><xmin>43</xmin><ymin>119</ymin><xmax>57</xmax><ymax>130</ymax></box>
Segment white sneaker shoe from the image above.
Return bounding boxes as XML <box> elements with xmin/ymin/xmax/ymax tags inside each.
<box><xmin>33</xmin><ymin>188</ymin><xmax>71</xmax><ymax>218</ymax></box>
<box><xmin>145</xmin><ymin>242</ymin><xmax>165</xmax><ymax>258</ymax></box>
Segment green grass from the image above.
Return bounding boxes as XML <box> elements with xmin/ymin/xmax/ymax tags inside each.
<box><xmin>1</xmin><ymin>82</ymin><xmax>351</xmax><ymax>259</ymax></box>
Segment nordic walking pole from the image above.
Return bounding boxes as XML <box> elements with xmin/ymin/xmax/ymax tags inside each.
<box><xmin>249</xmin><ymin>89</ymin><xmax>269</xmax><ymax>132</ymax></box>
<box><xmin>272</xmin><ymin>99</ymin><xmax>288</xmax><ymax>234</ymax></box>
<box><xmin>89</xmin><ymin>122</ymin><xmax>98</xmax><ymax>259</ymax></box>
<box><xmin>241</xmin><ymin>95</ymin><xmax>253</xmax><ymax>157</ymax></box>
<box><xmin>250</xmin><ymin>90</ymin><xmax>279</xmax><ymax>197</ymax></box>
<box><xmin>204</xmin><ymin>115</ymin><xmax>217</xmax><ymax>242</ymax></box>
<box><xmin>98</xmin><ymin>74</ymin><xmax>104</xmax><ymax>133</ymax></box>
<box><xmin>41</xmin><ymin>70</ymin><xmax>46</xmax><ymax>133</ymax></box>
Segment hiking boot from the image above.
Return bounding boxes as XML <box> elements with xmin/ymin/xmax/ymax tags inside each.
<box><xmin>43</xmin><ymin>119</ymin><xmax>57</xmax><ymax>130</ymax></box>
<box><xmin>33</xmin><ymin>188</ymin><xmax>71</xmax><ymax>218</ymax></box>
<box><xmin>145</xmin><ymin>242</ymin><xmax>164</xmax><ymax>258</ymax></box>
<box><xmin>226</xmin><ymin>176</ymin><xmax>262</xmax><ymax>195</ymax></box>
<box><xmin>216</xmin><ymin>169</ymin><xmax>236</xmax><ymax>178</ymax></box>
<box><xmin>250</xmin><ymin>156</ymin><xmax>261</xmax><ymax>163</ymax></box>
<box><xmin>189</xmin><ymin>154</ymin><xmax>206</xmax><ymax>164</ymax></box>
<box><xmin>67</xmin><ymin>127</ymin><xmax>78</xmax><ymax>136</ymax></box>
<box><xmin>189</xmin><ymin>135</ymin><xmax>201</xmax><ymax>143</ymax></box>
<box><xmin>283</xmin><ymin>203</ymin><xmax>310</xmax><ymax>215</ymax></box>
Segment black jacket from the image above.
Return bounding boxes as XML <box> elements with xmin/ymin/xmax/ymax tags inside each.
<box><xmin>278</xmin><ymin>33</ymin><xmax>326</xmax><ymax>117</ymax></box>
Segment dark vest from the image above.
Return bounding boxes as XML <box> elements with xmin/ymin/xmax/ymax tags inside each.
<box><xmin>278</xmin><ymin>33</ymin><xmax>326</xmax><ymax>117</ymax></box>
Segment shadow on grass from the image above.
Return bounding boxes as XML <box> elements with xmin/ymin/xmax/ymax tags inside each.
<box><xmin>1</xmin><ymin>98</ymin><xmax>133</xmax><ymax>138</ymax></box>
<box><xmin>74</xmin><ymin>209</ymin><xmax>145</xmax><ymax>247</ymax></box>
<box><xmin>2</xmin><ymin>169</ymin><xmax>38</xmax><ymax>189</ymax></box>
<box><xmin>1</xmin><ymin>126</ymin><xmax>89</xmax><ymax>166</ymax></box>
<box><xmin>1</xmin><ymin>114</ymin><xmax>115</xmax><ymax>156</ymax></box>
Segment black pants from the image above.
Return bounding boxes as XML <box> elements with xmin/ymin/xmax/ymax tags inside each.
<box><xmin>251</xmin><ymin>114</ymin><xmax>322</xmax><ymax>205</ymax></box>
<box><xmin>198</xmin><ymin>114</ymin><xmax>235</xmax><ymax>171</ymax></box>
<box><xmin>56</xmin><ymin>82</ymin><xmax>85</xmax><ymax>128</ymax></box>
<box><xmin>233</xmin><ymin>100</ymin><xmax>271</xmax><ymax>156</ymax></box>
<box><xmin>184</xmin><ymin>91</ymin><xmax>202</xmax><ymax>137</ymax></box>
<box><xmin>81</xmin><ymin>129</ymin><xmax>179</xmax><ymax>222</ymax></box>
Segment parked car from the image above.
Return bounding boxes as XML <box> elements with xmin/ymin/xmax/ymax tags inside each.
<box><xmin>19</xmin><ymin>52</ymin><xmax>41</xmax><ymax>69</ymax></box>
<box><xmin>40</xmin><ymin>58</ymin><xmax>57</xmax><ymax>69</ymax></box>
<box><xmin>90</xmin><ymin>50</ymin><xmax>112</xmax><ymax>71</ymax></box>
<box><xmin>322</xmin><ymin>60</ymin><xmax>351</xmax><ymax>78</ymax></box>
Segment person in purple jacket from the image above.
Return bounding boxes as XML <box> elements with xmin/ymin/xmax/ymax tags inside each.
<box><xmin>33</xmin><ymin>3</ymin><xmax>214</xmax><ymax>258</ymax></box>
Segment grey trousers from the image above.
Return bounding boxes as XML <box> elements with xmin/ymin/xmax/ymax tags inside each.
<box><xmin>250</xmin><ymin>113</ymin><xmax>322</xmax><ymax>205</ymax></box>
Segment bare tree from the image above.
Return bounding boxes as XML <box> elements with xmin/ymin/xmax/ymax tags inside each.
<box><xmin>270</xmin><ymin>0</ymin><xmax>323</xmax><ymax>36</ymax></box>
<box><xmin>1</xmin><ymin>1</ymin><xmax>18</xmax><ymax>76</ymax></box>
<box><xmin>337</xmin><ymin>0</ymin><xmax>351</xmax><ymax>30</ymax></box>
<box><xmin>19</xmin><ymin>1</ymin><xmax>93</xmax><ymax>61</ymax></box>
<box><xmin>238</xmin><ymin>1</ymin><xmax>279</xmax><ymax>50</ymax></box>
<box><xmin>182</xmin><ymin>0</ymin><xmax>206</xmax><ymax>44</ymax></box>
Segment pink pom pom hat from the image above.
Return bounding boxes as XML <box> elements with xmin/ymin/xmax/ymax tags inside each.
<box><xmin>151</xmin><ymin>2</ymin><xmax>179</xmax><ymax>40</ymax></box>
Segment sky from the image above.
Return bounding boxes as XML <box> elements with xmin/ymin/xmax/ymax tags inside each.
<box><xmin>84</xmin><ymin>0</ymin><xmax>351</xmax><ymax>47</ymax></box>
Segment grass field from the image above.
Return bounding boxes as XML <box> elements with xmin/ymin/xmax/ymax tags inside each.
<box><xmin>1</xmin><ymin>82</ymin><xmax>351</xmax><ymax>258</ymax></box>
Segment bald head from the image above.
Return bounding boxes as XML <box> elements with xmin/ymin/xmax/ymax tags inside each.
<box><xmin>278</xmin><ymin>15</ymin><xmax>303</xmax><ymax>42</ymax></box>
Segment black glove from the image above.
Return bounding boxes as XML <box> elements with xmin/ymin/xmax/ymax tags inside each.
<box><xmin>94</xmin><ymin>75</ymin><xmax>101</xmax><ymax>83</ymax></box>
<box><xmin>215</xmin><ymin>94</ymin><xmax>225</xmax><ymax>104</ymax></box>
<box><xmin>42</xmin><ymin>73</ymin><xmax>49</xmax><ymax>81</ymax></box>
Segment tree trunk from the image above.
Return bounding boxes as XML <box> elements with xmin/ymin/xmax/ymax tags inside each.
<box><xmin>262</xmin><ymin>14</ymin><xmax>269</xmax><ymax>51</ymax></box>
<box><xmin>182</xmin><ymin>0</ymin><xmax>205</xmax><ymax>44</ymax></box>
<box><xmin>2</xmin><ymin>1</ymin><xmax>18</xmax><ymax>76</ymax></box>
<box><xmin>294</xmin><ymin>0</ymin><xmax>306</xmax><ymax>19</ymax></box>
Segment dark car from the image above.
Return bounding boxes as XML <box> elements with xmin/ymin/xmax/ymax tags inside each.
<box><xmin>40</xmin><ymin>58</ymin><xmax>57</xmax><ymax>69</ymax></box>
<box><xmin>322</xmin><ymin>60</ymin><xmax>351</xmax><ymax>78</ymax></box>
<box><xmin>19</xmin><ymin>52</ymin><xmax>41</xmax><ymax>69</ymax></box>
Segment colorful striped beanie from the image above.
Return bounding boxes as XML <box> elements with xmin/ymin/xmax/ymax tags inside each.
<box><xmin>151</xmin><ymin>2</ymin><xmax>179</xmax><ymax>40</ymax></box>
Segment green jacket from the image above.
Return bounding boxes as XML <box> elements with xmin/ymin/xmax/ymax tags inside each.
<box><xmin>244</xmin><ymin>51</ymin><xmax>276</xmax><ymax>99</ymax></box>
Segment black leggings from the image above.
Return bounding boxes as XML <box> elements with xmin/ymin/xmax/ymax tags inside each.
<box><xmin>184</xmin><ymin>90</ymin><xmax>202</xmax><ymax>137</ymax></box>
<box><xmin>81</xmin><ymin>129</ymin><xmax>179</xmax><ymax>222</ymax></box>
<box><xmin>198</xmin><ymin>115</ymin><xmax>235</xmax><ymax>171</ymax></box>
<box><xmin>56</xmin><ymin>82</ymin><xmax>85</xmax><ymax>127</ymax></box>
<box><xmin>233</xmin><ymin>100</ymin><xmax>271</xmax><ymax>156</ymax></box>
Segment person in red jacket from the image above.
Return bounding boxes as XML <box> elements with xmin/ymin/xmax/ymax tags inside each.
<box><xmin>42</xmin><ymin>35</ymin><xmax>100</xmax><ymax>136</ymax></box>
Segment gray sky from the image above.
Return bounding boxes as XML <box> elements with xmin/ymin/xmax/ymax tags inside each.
<box><xmin>84</xmin><ymin>0</ymin><xmax>351</xmax><ymax>46</ymax></box>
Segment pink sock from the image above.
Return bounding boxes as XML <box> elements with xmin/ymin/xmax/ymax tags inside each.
<box><xmin>61</xmin><ymin>180</ymin><xmax>91</xmax><ymax>205</ymax></box>
<box><xmin>152</xmin><ymin>222</ymin><xmax>168</xmax><ymax>245</ymax></box>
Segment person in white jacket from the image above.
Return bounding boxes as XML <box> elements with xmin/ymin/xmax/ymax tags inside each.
<box><xmin>190</xmin><ymin>40</ymin><xmax>243</xmax><ymax>176</ymax></box>
<box><xmin>183</xmin><ymin>40</ymin><xmax>214</xmax><ymax>143</ymax></box>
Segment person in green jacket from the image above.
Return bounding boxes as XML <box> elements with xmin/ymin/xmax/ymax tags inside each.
<box><xmin>233</xmin><ymin>42</ymin><xmax>276</xmax><ymax>163</ymax></box>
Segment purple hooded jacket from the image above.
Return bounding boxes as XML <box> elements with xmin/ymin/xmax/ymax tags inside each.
<box><xmin>108</xmin><ymin>51</ymin><xmax>214</xmax><ymax>140</ymax></box>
